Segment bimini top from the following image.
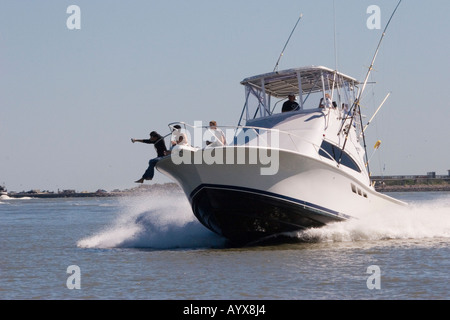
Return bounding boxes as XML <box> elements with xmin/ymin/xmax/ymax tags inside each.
<box><xmin>240</xmin><ymin>66</ymin><xmax>359</xmax><ymax>98</ymax></box>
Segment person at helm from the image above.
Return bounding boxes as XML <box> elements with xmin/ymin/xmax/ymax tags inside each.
<box><xmin>282</xmin><ymin>93</ymin><xmax>300</xmax><ymax>112</ymax></box>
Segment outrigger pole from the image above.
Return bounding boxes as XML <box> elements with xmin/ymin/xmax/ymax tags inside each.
<box><xmin>361</xmin><ymin>92</ymin><xmax>391</xmax><ymax>134</ymax></box>
<box><xmin>338</xmin><ymin>0</ymin><xmax>402</xmax><ymax>179</ymax></box>
<box><xmin>273</xmin><ymin>13</ymin><xmax>303</xmax><ymax>72</ymax></box>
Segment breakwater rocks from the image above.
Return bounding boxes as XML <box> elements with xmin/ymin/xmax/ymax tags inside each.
<box><xmin>373</xmin><ymin>176</ymin><xmax>450</xmax><ymax>192</ymax></box>
<box><xmin>374</xmin><ymin>184</ymin><xmax>450</xmax><ymax>192</ymax></box>
<box><xmin>6</xmin><ymin>191</ymin><xmax>115</xmax><ymax>199</ymax></box>
<box><xmin>5</xmin><ymin>183</ymin><xmax>183</xmax><ymax>199</ymax></box>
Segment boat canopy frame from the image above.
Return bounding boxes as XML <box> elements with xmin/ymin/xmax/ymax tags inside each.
<box><xmin>238</xmin><ymin>66</ymin><xmax>359</xmax><ymax>124</ymax></box>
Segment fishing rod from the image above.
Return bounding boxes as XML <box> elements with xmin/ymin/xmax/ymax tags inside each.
<box><xmin>273</xmin><ymin>13</ymin><xmax>303</xmax><ymax>72</ymax></box>
<box><xmin>242</xmin><ymin>14</ymin><xmax>304</xmax><ymax>123</ymax></box>
<box><xmin>357</xmin><ymin>0</ymin><xmax>402</xmax><ymax>104</ymax></box>
<box><xmin>338</xmin><ymin>0</ymin><xmax>402</xmax><ymax>177</ymax></box>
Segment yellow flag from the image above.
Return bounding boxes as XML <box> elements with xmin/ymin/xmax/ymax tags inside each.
<box><xmin>374</xmin><ymin>140</ymin><xmax>381</xmax><ymax>149</ymax></box>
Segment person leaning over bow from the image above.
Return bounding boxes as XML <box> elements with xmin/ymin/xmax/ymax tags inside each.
<box><xmin>131</xmin><ymin>131</ymin><xmax>168</xmax><ymax>183</ymax></box>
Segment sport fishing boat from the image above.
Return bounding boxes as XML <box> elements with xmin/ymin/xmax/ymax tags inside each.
<box><xmin>156</xmin><ymin>66</ymin><xmax>406</xmax><ymax>245</ymax></box>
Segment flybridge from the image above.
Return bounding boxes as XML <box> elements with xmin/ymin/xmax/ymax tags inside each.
<box><xmin>239</xmin><ymin>66</ymin><xmax>360</xmax><ymax>123</ymax></box>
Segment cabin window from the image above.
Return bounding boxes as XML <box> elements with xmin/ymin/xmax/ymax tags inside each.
<box><xmin>319</xmin><ymin>140</ymin><xmax>361</xmax><ymax>173</ymax></box>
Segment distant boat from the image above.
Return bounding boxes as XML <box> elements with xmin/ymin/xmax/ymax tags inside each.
<box><xmin>0</xmin><ymin>185</ymin><xmax>7</xmax><ymax>196</ymax></box>
<box><xmin>156</xmin><ymin>66</ymin><xmax>406</xmax><ymax>245</ymax></box>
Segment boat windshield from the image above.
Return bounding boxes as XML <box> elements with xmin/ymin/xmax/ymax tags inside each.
<box><xmin>239</xmin><ymin>66</ymin><xmax>359</xmax><ymax>124</ymax></box>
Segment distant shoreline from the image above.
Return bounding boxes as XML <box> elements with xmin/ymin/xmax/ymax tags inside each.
<box><xmin>372</xmin><ymin>176</ymin><xmax>450</xmax><ymax>193</ymax></box>
<box><xmin>3</xmin><ymin>183</ymin><xmax>183</xmax><ymax>199</ymax></box>
<box><xmin>375</xmin><ymin>184</ymin><xmax>450</xmax><ymax>193</ymax></box>
<box><xmin>3</xmin><ymin>182</ymin><xmax>449</xmax><ymax>199</ymax></box>
<box><xmin>5</xmin><ymin>192</ymin><xmax>119</xmax><ymax>199</ymax></box>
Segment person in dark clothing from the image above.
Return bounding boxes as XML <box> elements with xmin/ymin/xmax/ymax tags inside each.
<box><xmin>281</xmin><ymin>94</ymin><xmax>300</xmax><ymax>112</ymax></box>
<box><xmin>131</xmin><ymin>131</ymin><xmax>168</xmax><ymax>183</ymax></box>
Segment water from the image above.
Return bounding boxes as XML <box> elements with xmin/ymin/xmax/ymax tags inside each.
<box><xmin>0</xmin><ymin>191</ymin><xmax>449</xmax><ymax>300</ymax></box>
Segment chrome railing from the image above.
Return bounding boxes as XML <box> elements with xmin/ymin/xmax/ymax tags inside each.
<box><xmin>162</xmin><ymin>122</ymin><xmax>340</xmax><ymax>166</ymax></box>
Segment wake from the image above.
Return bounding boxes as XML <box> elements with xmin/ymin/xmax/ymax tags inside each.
<box><xmin>292</xmin><ymin>195</ymin><xmax>450</xmax><ymax>243</ymax></box>
<box><xmin>0</xmin><ymin>195</ymin><xmax>32</xmax><ymax>201</ymax></box>
<box><xmin>77</xmin><ymin>192</ymin><xmax>450</xmax><ymax>249</ymax></box>
<box><xmin>77</xmin><ymin>193</ymin><xmax>226</xmax><ymax>249</ymax></box>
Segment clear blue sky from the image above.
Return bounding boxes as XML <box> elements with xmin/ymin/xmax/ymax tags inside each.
<box><xmin>1</xmin><ymin>0</ymin><xmax>449</xmax><ymax>192</ymax></box>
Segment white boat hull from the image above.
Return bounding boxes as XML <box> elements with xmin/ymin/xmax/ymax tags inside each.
<box><xmin>157</xmin><ymin>146</ymin><xmax>405</xmax><ymax>244</ymax></box>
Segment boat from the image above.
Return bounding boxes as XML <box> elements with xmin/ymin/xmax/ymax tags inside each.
<box><xmin>155</xmin><ymin>65</ymin><xmax>406</xmax><ymax>245</ymax></box>
<box><xmin>0</xmin><ymin>185</ymin><xmax>7</xmax><ymax>196</ymax></box>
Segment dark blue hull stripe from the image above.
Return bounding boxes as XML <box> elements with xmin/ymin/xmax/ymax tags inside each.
<box><xmin>189</xmin><ymin>184</ymin><xmax>351</xmax><ymax>220</ymax></box>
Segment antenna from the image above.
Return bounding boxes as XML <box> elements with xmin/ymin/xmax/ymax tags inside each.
<box><xmin>273</xmin><ymin>13</ymin><xmax>303</xmax><ymax>72</ymax></box>
<box><xmin>333</xmin><ymin>0</ymin><xmax>338</xmax><ymax>72</ymax></box>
